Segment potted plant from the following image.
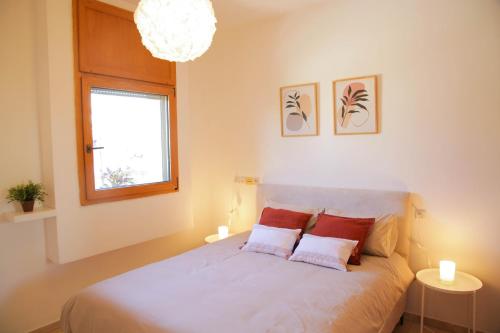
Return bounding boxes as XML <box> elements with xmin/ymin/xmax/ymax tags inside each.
<box><xmin>6</xmin><ymin>181</ymin><xmax>47</xmax><ymax>213</ymax></box>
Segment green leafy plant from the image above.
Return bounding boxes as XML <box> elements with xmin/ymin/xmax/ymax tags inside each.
<box><xmin>101</xmin><ymin>167</ymin><xmax>135</xmax><ymax>188</ymax></box>
<box><xmin>6</xmin><ymin>181</ymin><xmax>47</xmax><ymax>203</ymax></box>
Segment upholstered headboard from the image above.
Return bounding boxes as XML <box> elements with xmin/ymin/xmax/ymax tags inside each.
<box><xmin>256</xmin><ymin>183</ymin><xmax>412</xmax><ymax>261</ymax></box>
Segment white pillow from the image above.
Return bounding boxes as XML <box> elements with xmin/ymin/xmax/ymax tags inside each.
<box><xmin>364</xmin><ymin>215</ymin><xmax>398</xmax><ymax>257</ymax></box>
<box><xmin>289</xmin><ymin>234</ymin><xmax>358</xmax><ymax>271</ymax></box>
<box><xmin>324</xmin><ymin>209</ymin><xmax>398</xmax><ymax>257</ymax></box>
<box><xmin>264</xmin><ymin>200</ymin><xmax>322</xmax><ymax>231</ymax></box>
<box><xmin>241</xmin><ymin>224</ymin><xmax>301</xmax><ymax>259</ymax></box>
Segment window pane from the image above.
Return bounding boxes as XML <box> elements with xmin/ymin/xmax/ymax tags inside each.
<box><xmin>90</xmin><ymin>88</ymin><xmax>170</xmax><ymax>190</ymax></box>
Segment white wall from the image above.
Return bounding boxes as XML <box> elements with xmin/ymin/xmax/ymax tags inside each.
<box><xmin>0</xmin><ymin>0</ymin><xmax>199</xmax><ymax>263</ymax></box>
<box><xmin>0</xmin><ymin>0</ymin><xmax>215</xmax><ymax>332</ymax></box>
<box><xmin>1</xmin><ymin>0</ymin><xmax>499</xmax><ymax>332</ymax></box>
<box><xmin>40</xmin><ymin>0</ymin><xmax>197</xmax><ymax>264</ymax></box>
<box><xmin>0</xmin><ymin>0</ymin><xmax>42</xmax><ymax>213</ymax></box>
<box><xmin>188</xmin><ymin>0</ymin><xmax>500</xmax><ymax>331</ymax></box>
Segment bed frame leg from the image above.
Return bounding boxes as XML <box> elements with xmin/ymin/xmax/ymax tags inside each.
<box><xmin>399</xmin><ymin>315</ymin><xmax>404</xmax><ymax>326</ymax></box>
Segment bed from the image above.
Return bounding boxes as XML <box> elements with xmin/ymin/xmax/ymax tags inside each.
<box><xmin>61</xmin><ymin>184</ymin><xmax>415</xmax><ymax>333</ymax></box>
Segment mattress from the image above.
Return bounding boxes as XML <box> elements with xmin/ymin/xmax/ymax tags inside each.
<box><xmin>61</xmin><ymin>232</ymin><xmax>414</xmax><ymax>333</ymax></box>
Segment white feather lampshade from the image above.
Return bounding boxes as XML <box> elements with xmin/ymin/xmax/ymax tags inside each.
<box><xmin>134</xmin><ymin>0</ymin><xmax>217</xmax><ymax>62</ymax></box>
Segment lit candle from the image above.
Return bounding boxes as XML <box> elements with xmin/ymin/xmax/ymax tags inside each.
<box><xmin>218</xmin><ymin>225</ymin><xmax>229</xmax><ymax>239</ymax></box>
<box><xmin>439</xmin><ymin>260</ymin><xmax>456</xmax><ymax>284</ymax></box>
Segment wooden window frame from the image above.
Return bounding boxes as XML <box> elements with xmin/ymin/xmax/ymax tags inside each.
<box><xmin>79</xmin><ymin>74</ymin><xmax>179</xmax><ymax>204</ymax></box>
<box><xmin>73</xmin><ymin>0</ymin><xmax>178</xmax><ymax>205</ymax></box>
<box><xmin>76</xmin><ymin>0</ymin><xmax>175</xmax><ymax>85</ymax></box>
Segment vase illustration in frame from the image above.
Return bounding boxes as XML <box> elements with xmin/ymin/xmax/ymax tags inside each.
<box><xmin>333</xmin><ymin>75</ymin><xmax>378</xmax><ymax>135</ymax></box>
<box><xmin>280</xmin><ymin>82</ymin><xmax>319</xmax><ymax>137</ymax></box>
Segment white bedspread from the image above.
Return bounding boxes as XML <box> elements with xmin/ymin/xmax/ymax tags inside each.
<box><xmin>61</xmin><ymin>232</ymin><xmax>414</xmax><ymax>333</ymax></box>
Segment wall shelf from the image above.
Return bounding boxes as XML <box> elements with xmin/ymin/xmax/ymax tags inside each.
<box><xmin>1</xmin><ymin>208</ymin><xmax>56</xmax><ymax>224</ymax></box>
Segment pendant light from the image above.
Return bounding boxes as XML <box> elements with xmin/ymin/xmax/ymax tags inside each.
<box><xmin>134</xmin><ymin>0</ymin><xmax>217</xmax><ymax>62</ymax></box>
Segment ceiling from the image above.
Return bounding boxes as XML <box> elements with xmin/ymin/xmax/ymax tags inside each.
<box><xmin>211</xmin><ymin>0</ymin><xmax>328</xmax><ymax>27</ymax></box>
<box><xmin>121</xmin><ymin>0</ymin><xmax>329</xmax><ymax>28</ymax></box>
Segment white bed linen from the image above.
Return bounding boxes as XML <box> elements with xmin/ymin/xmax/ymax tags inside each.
<box><xmin>61</xmin><ymin>232</ymin><xmax>414</xmax><ymax>333</ymax></box>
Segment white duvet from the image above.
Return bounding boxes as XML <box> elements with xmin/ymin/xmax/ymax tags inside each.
<box><xmin>61</xmin><ymin>232</ymin><xmax>414</xmax><ymax>333</ymax></box>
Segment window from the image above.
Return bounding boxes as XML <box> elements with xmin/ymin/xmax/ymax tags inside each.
<box><xmin>74</xmin><ymin>0</ymin><xmax>178</xmax><ymax>205</ymax></box>
<box><xmin>80</xmin><ymin>75</ymin><xmax>178</xmax><ymax>203</ymax></box>
<box><xmin>91</xmin><ymin>88</ymin><xmax>171</xmax><ymax>190</ymax></box>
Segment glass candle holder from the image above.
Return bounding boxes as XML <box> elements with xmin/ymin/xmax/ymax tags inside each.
<box><xmin>218</xmin><ymin>225</ymin><xmax>229</xmax><ymax>239</ymax></box>
<box><xmin>439</xmin><ymin>260</ymin><xmax>456</xmax><ymax>284</ymax></box>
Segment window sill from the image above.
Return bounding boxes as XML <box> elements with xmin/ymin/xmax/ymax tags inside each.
<box><xmin>0</xmin><ymin>208</ymin><xmax>57</xmax><ymax>224</ymax></box>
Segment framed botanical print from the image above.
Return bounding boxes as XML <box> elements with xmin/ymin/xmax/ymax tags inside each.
<box><xmin>333</xmin><ymin>75</ymin><xmax>378</xmax><ymax>135</ymax></box>
<box><xmin>280</xmin><ymin>82</ymin><xmax>319</xmax><ymax>137</ymax></box>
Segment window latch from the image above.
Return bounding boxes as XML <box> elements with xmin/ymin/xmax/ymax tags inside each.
<box><xmin>85</xmin><ymin>144</ymin><xmax>104</xmax><ymax>154</ymax></box>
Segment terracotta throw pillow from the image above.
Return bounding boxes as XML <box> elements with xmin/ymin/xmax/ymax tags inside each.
<box><xmin>259</xmin><ymin>207</ymin><xmax>313</xmax><ymax>232</ymax></box>
<box><xmin>310</xmin><ymin>213</ymin><xmax>375</xmax><ymax>265</ymax></box>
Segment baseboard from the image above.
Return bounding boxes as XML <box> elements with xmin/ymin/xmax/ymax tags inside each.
<box><xmin>28</xmin><ymin>321</ymin><xmax>60</xmax><ymax>333</ymax></box>
<box><xmin>405</xmin><ymin>312</ymin><xmax>485</xmax><ymax>333</ymax></box>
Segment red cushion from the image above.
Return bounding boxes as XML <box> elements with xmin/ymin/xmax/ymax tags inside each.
<box><xmin>310</xmin><ymin>213</ymin><xmax>375</xmax><ymax>265</ymax></box>
<box><xmin>259</xmin><ymin>207</ymin><xmax>313</xmax><ymax>231</ymax></box>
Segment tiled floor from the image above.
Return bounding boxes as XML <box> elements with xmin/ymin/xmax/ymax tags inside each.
<box><xmin>394</xmin><ymin>320</ymin><xmax>452</xmax><ymax>333</ymax></box>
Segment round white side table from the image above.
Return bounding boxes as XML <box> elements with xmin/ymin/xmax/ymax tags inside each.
<box><xmin>416</xmin><ymin>268</ymin><xmax>482</xmax><ymax>333</ymax></box>
<box><xmin>204</xmin><ymin>233</ymin><xmax>234</xmax><ymax>244</ymax></box>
